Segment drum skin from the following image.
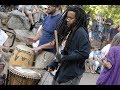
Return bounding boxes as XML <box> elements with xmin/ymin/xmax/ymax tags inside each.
<box><xmin>7</xmin><ymin>65</ymin><xmax>41</xmax><ymax>85</ymax></box>
<box><xmin>9</xmin><ymin>45</ymin><xmax>35</xmax><ymax>67</ymax></box>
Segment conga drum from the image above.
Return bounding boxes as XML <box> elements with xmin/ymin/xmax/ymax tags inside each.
<box><xmin>9</xmin><ymin>45</ymin><xmax>35</xmax><ymax>67</ymax></box>
<box><xmin>7</xmin><ymin>65</ymin><xmax>41</xmax><ymax>85</ymax></box>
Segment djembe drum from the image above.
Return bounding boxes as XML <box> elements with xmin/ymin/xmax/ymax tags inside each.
<box><xmin>7</xmin><ymin>65</ymin><xmax>41</xmax><ymax>85</ymax></box>
<box><xmin>9</xmin><ymin>45</ymin><xmax>35</xmax><ymax>67</ymax></box>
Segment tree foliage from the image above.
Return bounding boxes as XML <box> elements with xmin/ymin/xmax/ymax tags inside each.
<box><xmin>82</xmin><ymin>5</ymin><xmax>120</xmax><ymax>27</ymax></box>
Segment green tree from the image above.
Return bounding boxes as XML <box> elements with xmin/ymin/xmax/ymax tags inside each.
<box><xmin>82</xmin><ymin>5</ymin><xmax>120</xmax><ymax>26</ymax></box>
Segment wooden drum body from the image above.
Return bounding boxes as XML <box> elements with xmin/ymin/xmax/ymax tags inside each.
<box><xmin>9</xmin><ymin>45</ymin><xmax>35</xmax><ymax>67</ymax></box>
<box><xmin>7</xmin><ymin>65</ymin><xmax>41</xmax><ymax>85</ymax></box>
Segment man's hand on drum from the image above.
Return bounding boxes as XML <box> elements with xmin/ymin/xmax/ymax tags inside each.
<box><xmin>47</xmin><ymin>67</ymin><xmax>54</xmax><ymax>71</ymax></box>
<box><xmin>31</xmin><ymin>46</ymin><xmax>42</xmax><ymax>53</ymax></box>
<box><xmin>27</xmin><ymin>37</ymin><xmax>37</xmax><ymax>43</ymax></box>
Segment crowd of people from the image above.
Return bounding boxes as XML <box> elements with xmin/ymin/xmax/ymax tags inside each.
<box><xmin>0</xmin><ymin>5</ymin><xmax>120</xmax><ymax>85</ymax></box>
<box><xmin>84</xmin><ymin>11</ymin><xmax>120</xmax><ymax>76</ymax></box>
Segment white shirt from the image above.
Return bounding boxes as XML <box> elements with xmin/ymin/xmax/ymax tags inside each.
<box><xmin>0</xmin><ymin>29</ymin><xmax>8</xmax><ymax>46</ymax></box>
<box><xmin>101</xmin><ymin>44</ymin><xmax>111</xmax><ymax>59</ymax></box>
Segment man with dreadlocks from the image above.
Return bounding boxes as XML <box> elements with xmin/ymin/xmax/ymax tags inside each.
<box><xmin>47</xmin><ymin>6</ymin><xmax>91</xmax><ymax>85</ymax></box>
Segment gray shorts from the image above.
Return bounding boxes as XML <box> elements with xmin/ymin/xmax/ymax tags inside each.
<box><xmin>35</xmin><ymin>51</ymin><xmax>55</xmax><ymax>69</ymax></box>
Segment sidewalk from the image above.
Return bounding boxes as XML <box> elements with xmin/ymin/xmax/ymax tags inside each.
<box><xmin>2</xmin><ymin>63</ymin><xmax>99</xmax><ymax>85</ymax></box>
<box><xmin>41</xmin><ymin>72</ymin><xmax>99</xmax><ymax>85</ymax></box>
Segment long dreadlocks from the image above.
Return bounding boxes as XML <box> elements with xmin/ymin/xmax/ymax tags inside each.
<box><xmin>56</xmin><ymin>6</ymin><xmax>88</xmax><ymax>52</ymax></box>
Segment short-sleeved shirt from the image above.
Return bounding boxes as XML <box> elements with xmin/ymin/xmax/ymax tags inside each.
<box><xmin>86</xmin><ymin>14</ymin><xmax>90</xmax><ymax>26</ymax></box>
<box><xmin>91</xmin><ymin>20</ymin><xmax>98</xmax><ymax>32</ymax></box>
<box><xmin>109</xmin><ymin>28</ymin><xmax>119</xmax><ymax>42</ymax></box>
<box><xmin>18</xmin><ymin>5</ymin><xmax>33</xmax><ymax>11</ymax></box>
<box><xmin>25</xmin><ymin>5</ymin><xmax>33</xmax><ymax>11</ymax></box>
<box><xmin>101</xmin><ymin>44</ymin><xmax>111</xmax><ymax>59</ymax></box>
<box><xmin>38</xmin><ymin>14</ymin><xmax>62</xmax><ymax>53</ymax></box>
<box><xmin>103</xmin><ymin>18</ymin><xmax>113</xmax><ymax>36</ymax></box>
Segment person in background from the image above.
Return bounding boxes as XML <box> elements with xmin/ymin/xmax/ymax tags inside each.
<box><xmin>91</xmin><ymin>17</ymin><xmax>98</xmax><ymax>41</ymax></box>
<box><xmin>86</xmin><ymin>11</ymin><xmax>91</xmax><ymax>28</ymax></box>
<box><xmin>85</xmin><ymin>48</ymin><xmax>96</xmax><ymax>74</ymax></box>
<box><xmin>99</xmin><ymin>25</ymin><xmax>120</xmax><ymax>73</ymax></box>
<box><xmin>96</xmin><ymin>32</ymin><xmax>120</xmax><ymax>85</ymax></box>
<box><xmin>38</xmin><ymin>5</ymin><xmax>48</xmax><ymax>24</ymax></box>
<box><xmin>106</xmin><ymin>25</ymin><xmax>120</xmax><ymax>44</ymax></box>
<box><xmin>18</xmin><ymin>5</ymin><xmax>40</xmax><ymax>31</ymax></box>
<box><xmin>100</xmin><ymin>18</ymin><xmax>113</xmax><ymax>48</ymax></box>
<box><xmin>47</xmin><ymin>6</ymin><xmax>91</xmax><ymax>85</ymax></box>
<box><xmin>97</xmin><ymin>14</ymin><xmax>104</xmax><ymax>42</ymax></box>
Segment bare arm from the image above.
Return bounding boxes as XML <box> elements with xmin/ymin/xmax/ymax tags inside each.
<box><xmin>21</xmin><ymin>5</ymin><xmax>25</xmax><ymax>13</ymax></box>
<box><xmin>27</xmin><ymin>25</ymin><xmax>43</xmax><ymax>42</ymax></box>
<box><xmin>32</xmin><ymin>5</ymin><xmax>40</xmax><ymax>14</ymax></box>
<box><xmin>102</xmin><ymin>59</ymin><xmax>112</xmax><ymax>69</ymax></box>
<box><xmin>31</xmin><ymin>40</ymin><xmax>55</xmax><ymax>52</ymax></box>
<box><xmin>106</xmin><ymin>33</ymin><xmax>110</xmax><ymax>43</ymax></box>
<box><xmin>34</xmin><ymin>26</ymin><xmax>43</xmax><ymax>41</ymax></box>
<box><xmin>40</xmin><ymin>40</ymin><xmax>55</xmax><ymax>49</ymax></box>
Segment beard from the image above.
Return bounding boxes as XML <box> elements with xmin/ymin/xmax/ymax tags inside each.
<box><xmin>48</xmin><ymin>9</ymin><xmax>56</xmax><ymax>15</ymax></box>
<box><xmin>67</xmin><ymin>23</ymin><xmax>76</xmax><ymax>30</ymax></box>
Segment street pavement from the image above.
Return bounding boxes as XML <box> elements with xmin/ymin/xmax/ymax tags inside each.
<box><xmin>80</xmin><ymin>72</ymin><xmax>99</xmax><ymax>85</ymax></box>
<box><xmin>41</xmin><ymin>71</ymin><xmax>99</xmax><ymax>85</ymax></box>
<box><xmin>2</xmin><ymin>63</ymin><xmax>99</xmax><ymax>85</ymax></box>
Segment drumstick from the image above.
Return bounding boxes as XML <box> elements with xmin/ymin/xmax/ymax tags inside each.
<box><xmin>54</xmin><ymin>30</ymin><xmax>63</xmax><ymax>62</ymax></box>
<box><xmin>54</xmin><ymin>30</ymin><xmax>59</xmax><ymax>53</ymax></box>
<box><xmin>22</xmin><ymin>67</ymin><xmax>47</xmax><ymax>70</ymax></box>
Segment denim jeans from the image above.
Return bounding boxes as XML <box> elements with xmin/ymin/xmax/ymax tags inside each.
<box><xmin>101</xmin><ymin>35</ymin><xmax>107</xmax><ymax>42</ymax></box>
<box><xmin>92</xmin><ymin>31</ymin><xmax>99</xmax><ymax>41</ymax></box>
<box><xmin>92</xmin><ymin>31</ymin><xmax>102</xmax><ymax>41</ymax></box>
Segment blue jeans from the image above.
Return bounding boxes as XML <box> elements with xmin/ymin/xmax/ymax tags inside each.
<box><xmin>92</xmin><ymin>31</ymin><xmax>101</xmax><ymax>41</ymax></box>
<box><xmin>92</xmin><ymin>31</ymin><xmax>98</xmax><ymax>41</ymax></box>
<box><xmin>101</xmin><ymin>35</ymin><xmax>107</xmax><ymax>42</ymax></box>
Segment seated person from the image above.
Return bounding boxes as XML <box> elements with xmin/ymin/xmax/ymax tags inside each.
<box><xmin>0</xmin><ymin>29</ymin><xmax>9</xmax><ymax>52</ymax></box>
<box><xmin>18</xmin><ymin>5</ymin><xmax>40</xmax><ymax>31</ymax></box>
<box><xmin>85</xmin><ymin>49</ymin><xmax>96</xmax><ymax>74</ymax></box>
<box><xmin>0</xmin><ymin>29</ymin><xmax>14</xmax><ymax>54</ymax></box>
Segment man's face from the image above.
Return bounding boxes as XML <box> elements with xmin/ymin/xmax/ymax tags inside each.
<box><xmin>46</xmin><ymin>5</ymin><xmax>56</xmax><ymax>15</ymax></box>
<box><xmin>66</xmin><ymin>11</ymin><xmax>76</xmax><ymax>28</ymax></box>
<box><xmin>117</xmin><ymin>26</ymin><xmax>120</xmax><ymax>31</ymax></box>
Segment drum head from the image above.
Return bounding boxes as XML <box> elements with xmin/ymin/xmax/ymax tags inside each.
<box><xmin>16</xmin><ymin>45</ymin><xmax>34</xmax><ymax>54</ymax></box>
<box><xmin>9</xmin><ymin>65</ymin><xmax>41</xmax><ymax>79</ymax></box>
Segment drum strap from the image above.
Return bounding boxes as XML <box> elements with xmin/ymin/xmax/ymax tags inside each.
<box><xmin>22</xmin><ymin>67</ymin><xmax>47</xmax><ymax>70</ymax></box>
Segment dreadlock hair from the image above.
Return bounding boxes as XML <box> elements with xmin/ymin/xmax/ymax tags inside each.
<box><xmin>111</xmin><ymin>32</ymin><xmax>120</xmax><ymax>47</ymax></box>
<box><xmin>56</xmin><ymin>6</ymin><xmax>88</xmax><ymax>51</ymax></box>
